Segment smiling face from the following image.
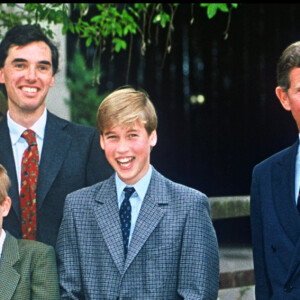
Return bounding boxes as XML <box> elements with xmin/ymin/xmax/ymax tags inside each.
<box><xmin>100</xmin><ymin>121</ymin><xmax>157</xmax><ymax>185</ymax></box>
<box><xmin>0</xmin><ymin>41</ymin><xmax>54</xmax><ymax>125</ymax></box>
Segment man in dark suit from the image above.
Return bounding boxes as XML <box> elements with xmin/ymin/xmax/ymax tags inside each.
<box><xmin>251</xmin><ymin>41</ymin><xmax>300</xmax><ymax>299</ymax></box>
<box><xmin>0</xmin><ymin>24</ymin><xmax>112</xmax><ymax>247</ymax></box>
<box><xmin>0</xmin><ymin>164</ymin><xmax>60</xmax><ymax>299</ymax></box>
<box><xmin>57</xmin><ymin>87</ymin><xmax>219</xmax><ymax>299</ymax></box>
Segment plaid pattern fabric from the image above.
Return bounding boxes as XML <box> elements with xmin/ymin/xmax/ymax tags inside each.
<box><xmin>0</xmin><ymin>232</ymin><xmax>60</xmax><ymax>300</ymax></box>
<box><xmin>57</xmin><ymin>167</ymin><xmax>219</xmax><ymax>299</ymax></box>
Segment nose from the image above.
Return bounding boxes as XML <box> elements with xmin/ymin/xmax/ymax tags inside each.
<box><xmin>116</xmin><ymin>138</ymin><xmax>129</xmax><ymax>153</ymax></box>
<box><xmin>25</xmin><ymin>65</ymin><xmax>37</xmax><ymax>82</ymax></box>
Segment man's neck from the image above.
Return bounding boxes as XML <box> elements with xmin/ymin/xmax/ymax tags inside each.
<box><xmin>8</xmin><ymin>105</ymin><xmax>45</xmax><ymax>128</ymax></box>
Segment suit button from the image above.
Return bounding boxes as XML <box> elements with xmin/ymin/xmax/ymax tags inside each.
<box><xmin>271</xmin><ymin>244</ymin><xmax>276</xmax><ymax>253</ymax></box>
<box><xmin>284</xmin><ymin>284</ymin><xmax>293</xmax><ymax>293</ymax></box>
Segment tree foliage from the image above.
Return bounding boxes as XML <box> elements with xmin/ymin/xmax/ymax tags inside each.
<box><xmin>0</xmin><ymin>3</ymin><xmax>238</xmax><ymax>57</ymax></box>
<box><xmin>0</xmin><ymin>3</ymin><xmax>238</xmax><ymax>124</ymax></box>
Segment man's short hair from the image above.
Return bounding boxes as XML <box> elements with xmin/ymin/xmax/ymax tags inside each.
<box><xmin>277</xmin><ymin>41</ymin><xmax>300</xmax><ymax>91</ymax></box>
<box><xmin>0</xmin><ymin>24</ymin><xmax>59</xmax><ymax>75</ymax></box>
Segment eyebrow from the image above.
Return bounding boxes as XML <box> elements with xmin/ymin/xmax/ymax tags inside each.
<box><xmin>12</xmin><ymin>58</ymin><xmax>52</xmax><ymax>66</ymax></box>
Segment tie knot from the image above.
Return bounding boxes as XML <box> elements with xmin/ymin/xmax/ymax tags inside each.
<box><xmin>22</xmin><ymin>129</ymin><xmax>37</xmax><ymax>146</ymax></box>
<box><xmin>123</xmin><ymin>187</ymin><xmax>135</xmax><ymax>200</ymax></box>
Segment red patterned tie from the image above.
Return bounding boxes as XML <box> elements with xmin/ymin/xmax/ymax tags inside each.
<box><xmin>20</xmin><ymin>129</ymin><xmax>39</xmax><ymax>240</ymax></box>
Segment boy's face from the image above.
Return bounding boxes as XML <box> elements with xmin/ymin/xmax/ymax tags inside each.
<box><xmin>0</xmin><ymin>197</ymin><xmax>11</xmax><ymax>234</ymax></box>
<box><xmin>100</xmin><ymin>120</ymin><xmax>157</xmax><ymax>185</ymax></box>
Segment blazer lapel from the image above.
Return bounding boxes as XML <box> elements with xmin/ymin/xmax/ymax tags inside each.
<box><xmin>124</xmin><ymin>169</ymin><xmax>168</xmax><ymax>272</ymax></box>
<box><xmin>37</xmin><ymin>112</ymin><xmax>72</xmax><ymax>209</ymax></box>
<box><xmin>94</xmin><ymin>177</ymin><xmax>125</xmax><ymax>274</ymax></box>
<box><xmin>272</xmin><ymin>141</ymin><xmax>300</xmax><ymax>245</ymax></box>
<box><xmin>0</xmin><ymin>233</ymin><xmax>20</xmax><ymax>300</ymax></box>
<box><xmin>0</xmin><ymin>119</ymin><xmax>20</xmax><ymax>219</ymax></box>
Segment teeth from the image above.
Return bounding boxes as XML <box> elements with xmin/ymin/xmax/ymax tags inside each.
<box><xmin>118</xmin><ymin>157</ymin><xmax>134</xmax><ymax>164</ymax></box>
<box><xmin>22</xmin><ymin>87</ymin><xmax>38</xmax><ymax>93</ymax></box>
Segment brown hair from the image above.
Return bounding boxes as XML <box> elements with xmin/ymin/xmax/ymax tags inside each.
<box><xmin>0</xmin><ymin>164</ymin><xmax>10</xmax><ymax>204</ymax></box>
<box><xmin>97</xmin><ymin>86</ymin><xmax>158</xmax><ymax>135</ymax></box>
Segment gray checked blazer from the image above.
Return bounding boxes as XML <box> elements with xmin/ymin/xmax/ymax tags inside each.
<box><xmin>56</xmin><ymin>167</ymin><xmax>219</xmax><ymax>299</ymax></box>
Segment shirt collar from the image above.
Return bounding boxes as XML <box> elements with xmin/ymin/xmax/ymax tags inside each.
<box><xmin>7</xmin><ymin>109</ymin><xmax>47</xmax><ymax>144</ymax></box>
<box><xmin>115</xmin><ymin>165</ymin><xmax>153</xmax><ymax>202</ymax></box>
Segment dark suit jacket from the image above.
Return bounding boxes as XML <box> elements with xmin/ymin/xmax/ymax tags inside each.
<box><xmin>0</xmin><ymin>232</ymin><xmax>60</xmax><ymax>299</ymax></box>
<box><xmin>57</xmin><ymin>168</ymin><xmax>220</xmax><ymax>299</ymax></box>
<box><xmin>0</xmin><ymin>111</ymin><xmax>112</xmax><ymax>247</ymax></box>
<box><xmin>250</xmin><ymin>140</ymin><xmax>300</xmax><ymax>299</ymax></box>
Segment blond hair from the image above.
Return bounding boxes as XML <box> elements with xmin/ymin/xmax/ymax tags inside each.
<box><xmin>97</xmin><ymin>86</ymin><xmax>157</xmax><ymax>135</ymax></box>
<box><xmin>0</xmin><ymin>164</ymin><xmax>10</xmax><ymax>204</ymax></box>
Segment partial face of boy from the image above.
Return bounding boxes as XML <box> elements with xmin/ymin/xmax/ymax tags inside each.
<box><xmin>0</xmin><ymin>41</ymin><xmax>55</xmax><ymax>118</ymax></box>
<box><xmin>0</xmin><ymin>197</ymin><xmax>11</xmax><ymax>233</ymax></box>
<box><xmin>100</xmin><ymin>120</ymin><xmax>157</xmax><ymax>185</ymax></box>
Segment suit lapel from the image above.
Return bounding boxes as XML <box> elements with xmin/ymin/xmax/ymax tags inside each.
<box><xmin>94</xmin><ymin>177</ymin><xmax>125</xmax><ymax>274</ymax></box>
<box><xmin>272</xmin><ymin>141</ymin><xmax>300</xmax><ymax>245</ymax></box>
<box><xmin>0</xmin><ymin>233</ymin><xmax>20</xmax><ymax>300</ymax></box>
<box><xmin>37</xmin><ymin>112</ymin><xmax>72</xmax><ymax>209</ymax></box>
<box><xmin>124</xmin><ymin>169</ymin><xmax>168</xmax><ymax>272</ymax></box>
<box><xmin>0</xmin><ymin>119</ymin><xmax>20</xmax><ymax>219</ymax></box>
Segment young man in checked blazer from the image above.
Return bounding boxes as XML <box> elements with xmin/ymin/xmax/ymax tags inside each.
<box><xmin>0</xmin><ymin>164</ymin><xmax>60</xmax><ymax>299</ymax></box>
<box><xmin>57</xmin><ymin>86</ymin><xmax>220</xmax><ymax>299</ymax></box>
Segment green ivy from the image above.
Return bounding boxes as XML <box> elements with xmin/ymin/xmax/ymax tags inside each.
<box><xmin>65</xmin><ymin>52</ymin><xmax>108</xmax><ymax>127</ymax></box>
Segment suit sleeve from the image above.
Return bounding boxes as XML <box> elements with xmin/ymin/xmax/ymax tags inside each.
<box><xmin>250</xmin><ymin>167</ymin><xmax>271</xmax><ymax>299</ymax></box>
<box><xmin>177</xmin><ymin>193</ymin><xmax>219</xmax><ymax>299</ymax></box>
<box><xmin>31</xmin><ymin>245</ymin><xmax>60</xmax><ymax>300</ymax></box>
<box><xmin>86</xmin><ymin>128</ymin><xmax>113</xmax><ymax>184</ymax></box>
<box><xmin>56</xmin><ymin>195</ymin><xmax>83</xmax><ymax>299</ymax></box>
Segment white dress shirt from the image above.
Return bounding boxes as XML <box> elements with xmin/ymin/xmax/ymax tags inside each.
<box><xmin>7</xmin><ymin>109</ymin><xmax>47</xmax><ymax>191</ymax></box>
<box><xmin>116</xmin><ymin>165</ymin><xmax>153</xmax><ymax>246</ymax></box>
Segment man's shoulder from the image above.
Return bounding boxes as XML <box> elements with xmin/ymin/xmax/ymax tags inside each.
<box><xmin>254</xmin><ymin>141</ymin><xmax>298</xmax><ymax>171</ymax></box>
<box><xmin>47</xmin><ymin>111</ymin><xmax>98</xmax><ymax>135</ymax></box>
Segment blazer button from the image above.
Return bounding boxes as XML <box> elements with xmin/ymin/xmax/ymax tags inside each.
<box><xmin>271</xmin><ymin>244</ymin><xmax>276</xmax><ymax>253</ymax></box>
<box><xmin>284</xmin><ymin>284</ymin><xmax>293</xmax><ymax>293</ymax></box>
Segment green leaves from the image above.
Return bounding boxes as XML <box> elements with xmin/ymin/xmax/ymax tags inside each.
<box><xmin>0</xmin><ymin>3</ymin><xmax>238</xmax><ymax>53</ymax></box>
<box><xmin>200</xmin><ymin>3</ymin><xmax>238</xmax><ymax>19</ymax></box>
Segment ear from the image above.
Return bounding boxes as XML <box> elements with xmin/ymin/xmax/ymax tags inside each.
<box><xmin>1</xmin><ymin>197</ymin><xmax>11</xmax><ymax>217</ymax></box>
<box><xmin>49</xmin><ymin>76</ymin><xmax>55</xmax><ymax>87</ymax></box>
<box><xmin>0</xmin><ymin>68</ymin><xmax>5</xmax><ymax>84</ymax></box>
<box><xmin>149</xmin><ymin>130</ymin><xmax>157</xmax><ymax>147</ymax></box>
<box><xmin>100</xmin><ymin>134</ymin><xmax>105</xmax><ymax>150</ymax></box>
<box><xmin>276</xmin><ymin>86</ymin><xmax>291</xmax><ymax>111</ymax></box>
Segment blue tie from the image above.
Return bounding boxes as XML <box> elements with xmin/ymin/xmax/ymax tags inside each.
<box><xmin>120</xmin><ymin>187</ymin><xmax>135</xmax><ymax>257</ymax></box>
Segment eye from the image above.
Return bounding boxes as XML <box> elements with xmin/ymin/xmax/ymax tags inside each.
<box><xmin>15</xmin><ymin>63</ymin><xmax>25</xmax><ymax>69</ymax></box>
<box><xmin>106</xmin><ymin>135</ymin><xmax>117</xmax><ymax>140</ymax></box>
<box><xmin>129</xmin><ymin>133</ymin><xmax>138</xmax><ymax>138</ymax></box>
<box><xmin>39</xmin><ymin>64</ymin><xmax>50</xmax><ymax>71</ymax></box>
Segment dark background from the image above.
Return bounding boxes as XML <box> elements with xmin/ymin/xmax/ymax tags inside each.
<box><xmin>68</xmin><ymin>3</ymin><xmax>300</xmax><ymax>246</ymax></box>
<box><xmin>69</xmin><ymin>3</ymin><xmax>299</xmax><ymax>199</ymax></box>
